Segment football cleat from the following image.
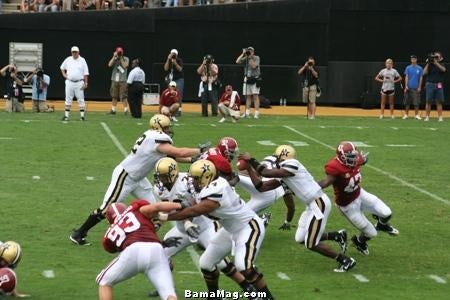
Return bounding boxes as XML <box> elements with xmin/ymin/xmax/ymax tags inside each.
<box><xmin>69</xmin><ymin>231</ymin><xmax>91</xmax><ymax>246</ymax></box>
<box><xmin>336</xmin><ymin>229</ymin><xmax>348</xmax><ymax>253</ymax></box>
<box><xmin>351</xmin><ymin>235</ymin><xmax>369</xmax><ymax>255</ymax></box>
<box><xmin>334</xmin><ymin>257</ymin><xmax>356</xmax><ymax>273</ymax></box>
<box><xmin>148</xmin><ymin>290</ymin><xmax>159</xmax><ymax>297</ymax></box>
<box><xmin>61</xmin><ymin>116</ymin><xmax>69</xmax><ymax>121</ymax></box>
<box><xmin>80</xmin><ymin>117</ymin><xmax>85</xmax><ymax>122</ymax></box>
<box><xmin>189</xmin><ymin>160</ymin><xmax>217</xmax><ymax>189</ymax></box>
<box><xmin>261</xmin><ymin>212</ymin><xmax>272</xmax><ymax>227</ymax></box>
<box><xmin>375</xmin><ymin>222</ymin><xmax>399</xmax><ymax>236</ymax></box>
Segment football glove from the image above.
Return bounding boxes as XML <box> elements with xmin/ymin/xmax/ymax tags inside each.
<box><xmin>198</xmin><ymin>141</ymin><xmax>212</xmax><ymax>153</ymax></box>
<box><xmin>360</xmin><ymin>151</ymin><xmax>369</xmax><ymax>165</ymax></box>
<box><xmin>162</xmin><ymin>237</ymin><xmax>182</xmax><ymax>248</ymax></box>
<box><xmin>279</xmin><ymin>221</ymin><xmax>291</xmax><ymax>231</ymax></box>
<box><xmin>184</xmin><ymin>220</ymin><xmax>200</xmax><ymax>240</ymax></box>
<box><xmin>158</xmin><ymin>212</ymin><xmax>169</xmax><ymax>221</ymax></box>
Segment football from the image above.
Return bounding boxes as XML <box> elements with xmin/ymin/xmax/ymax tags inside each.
<box><xmin>236</xmin><ymin>159</ymin><xmax>249</xmax><ymax>171</ymax></box>
<box><xmin>0</xmin><ymin>267</ymin><xmax>16</xmax><ymax>294</ymax></box>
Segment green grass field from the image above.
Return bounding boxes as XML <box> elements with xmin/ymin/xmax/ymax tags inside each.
<box><xmin>1</xmin><ymin>111</ymin><xmax>449</xmax><ymax>300</ymax></box>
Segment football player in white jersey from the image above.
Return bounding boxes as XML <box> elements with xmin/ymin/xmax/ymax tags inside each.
<box><xmin>70</xmin><ymin>114</ymin><xmax>207</xmax><ymax>246</ymax></box>
<box><xmin>160</xmin><ymin>160</ymin><xmax>274</xmax><ymax>300</ymax></box>
<box><xmin>153</xmin><ymin>158</ymin><xmax>258</xmax><ymax>299</ymax></box>
<box><xmin>239</xmin><ymin>145</ymin><xmax>356</xmax><ymax>273</ymax></box>
<box><xmin>238</xmin><ymin>155</ymin><xmax>296</xmax><ymax>229</ymax></box>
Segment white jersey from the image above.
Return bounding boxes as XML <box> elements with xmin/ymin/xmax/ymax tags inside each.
<box><xmin>279</xmin><ymin>159</ymin><xmax>323</xmax><ymax>205</ymax></box>
<box><xmin>121</xmin><ymin>130</ymin><xmax>173</xmax><ymax>180</ymax></box>
<box><xmin>199</xmin><ymin>177</ymin><xmax>255</xmax><ymax>233</ymax></box>
<box><xmin>154</xmin><ymin>172</ymin><xmax>211</xmax><ymax>233</ymax></box>
<box><xmin>378</xmin><ymin>68</ymin><xmax>400</xmax><ymax>91</ymax></box>
<box><xmin>60</xmin><ymin>56</ymin><xmax>89</xmax><ymax>81</ymax></box>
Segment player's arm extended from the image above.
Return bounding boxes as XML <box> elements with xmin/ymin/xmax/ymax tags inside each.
<box><xmin>140</xmin><ymin>202</ymin><xmax>182</xmax><ymax>219</ymax></box>
<box><xmin>246</xmin><ymin>165</ymin><xmax>281</xmax><ymax>192</ymax></box>
<box><xmin>158</xmin><ymin>143</ymin><xmax>201</xmax><ymax>158</ymax></box>
<box><xmin>167</xmin><ymin>200</ymin><xmax>219</xmax><ymax>221</ymax></box>
<box><xmin>317</xmin><ymin>174</ymin><xmax>336</xmax><ymax>189</ymax></box>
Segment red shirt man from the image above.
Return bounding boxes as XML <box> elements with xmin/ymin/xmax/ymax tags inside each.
<box><xmin>218</xmin><ymin>85</ymin><xmax>241</xmax><ymax>123</ymax></box>
<box><xmin>159</xmin><ymin>81</ymin><xmax>180</xmax><ymax>121</ymax></box>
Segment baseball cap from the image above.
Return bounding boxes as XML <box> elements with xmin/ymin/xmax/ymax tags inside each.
<box><xmin>169</xmin><ymin>81</ymin><xmax>177</xmax><ymax>87</ymax></box>
<box><xmin>410</xmin><ymin>54</ymin><xmax>417</xmax><ymax>59</ymax></box>
<box><xmin>115</xmin><ymin>47</ymin><xmax>124</xmax><ymax>53</ymax></box>
<box><xmin>71</xmin><ymin>46</ymin><xmax>79</xmax><ymax>52</ymax></box>
<box><xmin>247</xmin><ymin>46</ymin><xmax>255</xmax><ymax>51</ymax></box>
<box><xmin>170</xmin><ymin>49</ymin><xmax>178</xmax><ymax>55</ymax></box>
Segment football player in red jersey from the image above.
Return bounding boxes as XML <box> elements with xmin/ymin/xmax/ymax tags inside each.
<box><xmin>96</xmin><ymin>200</ymin><xmax>183</xmax><ymax>300</ymax></box>
<box><xmin>318</xmin><ymin>141</ymin><xmax>399</xmax><ymax>256</ymax></box>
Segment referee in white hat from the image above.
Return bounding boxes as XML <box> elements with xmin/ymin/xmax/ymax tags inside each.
<box><xmin>60</xmin><ymin>46</ymin><xmax>89</xmax><ymax>121</ymax></box>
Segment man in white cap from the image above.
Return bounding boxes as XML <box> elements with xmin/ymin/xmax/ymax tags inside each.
<box><xmin>159</xmin><ymin>81</ymin><xmax>180</xmax><ymax>121</ymax></box>
<box><xmin>60</xmin><ymin>46</ymin><xmax>90</xmax><ymax>121</ymax></box>
<box><xmin>163</xmin><ymin>49</ymin><xmax>184</xmax><ymax>116</ymax></box>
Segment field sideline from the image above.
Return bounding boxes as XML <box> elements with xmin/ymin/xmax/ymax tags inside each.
<box><xmin>1</xmin><ymin>110</ymin><xmax>449</xmax><ymax>300</ymax></box>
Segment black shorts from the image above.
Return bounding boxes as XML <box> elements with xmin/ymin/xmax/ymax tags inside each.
<box><xmin>381</xmin><ymin>89</ymin><xmax>395</xmax><ymax>96</ymax></box>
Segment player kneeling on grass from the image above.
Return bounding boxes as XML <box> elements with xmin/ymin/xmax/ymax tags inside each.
<box><xmin>317</xmin><ymin>141</ymin><xmax>399</xmax><ymax>256</ymax></box>
<box><xmin>0</xmin><ymin>241</ymin><xmax>30</xmax><ymax>298</ymax></box>
<box><xmin>239</xmin><ymin>146</ymin><xmax>356</xmax><ymax>273</ymax></box>
<box><xmin>97</xmin><ymin>200</ymin><xmax>184</xmax><ymax>300</ymax></box>
<box><xmin>152</xmin><ymin>157</ymin><xmax>258</xmax><ymax>299</ymax></box>
<box><xmin>159</xmin><ymin>160</ymin><xmax>275</xmax><ymax>300</ymax></box>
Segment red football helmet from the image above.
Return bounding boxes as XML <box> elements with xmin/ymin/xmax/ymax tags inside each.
<box><xmin>336</xmin><ymin>141</ymin><xmax>359</xmax><ymax>167</ymax></box>
<box><xmin>207</xmin><ymin>154</ymin><xmax>232</xmax><ymax>175</ymax></box>
<box><xmin>0</xmin><ymin>267</ymin><xmax>16</xmax><ymax>294</ymax></box>
<box><xmin>216</xmin><ymin>137</ymin><xmax>239</xmax><ymax>162</ymax></box>
<box><xmin>106</xmin><ymin>202</ymin><xmax>127</xmax><ymax>224</ymax></box>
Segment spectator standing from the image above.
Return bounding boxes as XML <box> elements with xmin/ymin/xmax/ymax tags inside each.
<box><xmin>60</xmin><ymin>46</ymin><xmax>89</xmax><ymax>121</ymax></box>
<box><xmin>236</xmin><ymin>46</ymin><xmax>261</xmax><ymax>118</ymax></box>
<box><xmin>159</xmin><ymin>81</ymin><xmax>180</xmax><ymax>121</ymax></box>
<box><xmin>0</xmin><ymin>64</ymin><xmax>25</xmax><ymax>113</ymax></box>
<box><xmin>298</xmin><ymin>56</ymin><xmax>319</xmax><ymax>120</ymax></box>
<box><xmin>25</xmin><ymin>67</ymin><xmax>55</xmax><ymax>113</ymax></box>
<box><xmin>375</xmin><ymin>58</ymin><xmax>402</xmax><ymax>119</ymax></box>
<box><xmin>163</xmin><ymin>49</ymin><xmax>184</xmax><ymax>116</ymax></box>
<box><xmin>423</xmin><ymin>51</ymin><xmax>446</xmax><ymax>122</ymax></box>
<box><xmin>127</xmin><ymin>58</ymin><xmax>145</xmax><ymax>119</ymax></box>
<box><xmin>403</xmin><ymin>55</ymin><xmax>423</xmax><ymax>120</ymax></box>
<box><xmin>218</xmin><ymin>84</ymin><xmax>240</xmax><ymax>123</ymax></box>
<box><xmin>108</xmin><ymin>46</ymin><xmax>129</xmax><ymax>115</ymax></box>
<box><xmin>197</xmin><ymin>54</ymin><xmax>219</xmax><ymax>117</ymax></box>
<box><xmin>165</xmin><ymin>0</ymin><xmax>178</xmax><ymax>7</ymax></box>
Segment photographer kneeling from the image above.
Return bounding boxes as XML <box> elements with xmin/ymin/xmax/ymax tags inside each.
<box><xmin>236</xmin><ymin>46</ymin><xmax>261</xmax><ymax>118</ymax></box>
<box><xmin>197</xmin><ymin>54</ymin><xmax>219</xmax><ymax>117</ymax></box>
<box><xmin>26</xmin><ymin>68</ymin><xmax>54</xmax><ymax>113</ymax></box>
<box><xmin>424</xmin><ymin>51</ymin><xmax>446</xmax><ymax>122</ymax></box>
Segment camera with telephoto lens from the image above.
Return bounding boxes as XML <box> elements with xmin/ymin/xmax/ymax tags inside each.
<box><xmin>426</xmin><ymin>53</ymin><xmax>437</xmax><ymax>63</ymax></box>
<box><xmin>204</xmin><ymin>54</ymin><xmax>213</xmax><ymax>65</ymax></box>
<box><xmin>245</xmin><ymin>49</ymin><xmax>252</xmax><ymax>56</ymax></box>
<box><xmin>307</xmin><ymin>61</ymin><xmax>313</xmax><ymax>66</ymax></box>
<box><xmin>36</xmin><ymin>68</ymin><xmax>44</xmax><ymax>77</ymax></box>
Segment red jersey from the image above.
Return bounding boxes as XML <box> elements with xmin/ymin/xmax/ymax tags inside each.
<box><xmin>218</xmin><ymin>91</ymin><xmax>240</xmax><ymax>111</ymax></box>
<box><xmin>199</xmin><ymin>148</ymin><xmax>232</xmax><ymax>175</ymax></box>
<box><xmin>324</xmin><ymin>158</ymin><xmax>362</xmax><ymax>206</ymax></box>
<box><xmin>160</xmin><ymin>88</ymin><xmax>180</xmax><ymax>107</ymax></box>
<box><xmin>102</xmin><ymin>200</ymin><xmax>160</xmax><ymax>253</ymax></box>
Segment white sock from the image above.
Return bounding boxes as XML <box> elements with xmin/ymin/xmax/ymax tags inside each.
<box><xmin>245</xmin><ymin>109</ymin><xmax>250</xmax><ymax>115</ymax></box>
<box><xmin>80</xmin><ymin>110</ymin><xmax>85</xmax><ymax>118</ymax></box>
<box><xmin>124</xmin><ymin>107</ymin><xmax>128</xmax><ymax>112</ymax></box>
<box><xmin>111</xmin><ymin>106</ymin><xmax>116</xmax><ymax>112</ymax></box>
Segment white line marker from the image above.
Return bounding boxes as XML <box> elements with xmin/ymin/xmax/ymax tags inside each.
<box><xmin>23</xmin><ymin>120</ymin><xmax>31</xmax><ymax>123</ymax></box>
<box><xmin>42</xmin><ymin>270</ymin><xmax>55</xmax><ymax>278</ymax></box>
<box><xmin>276</xmin><ymin>272</ymin><xmax>291</xmax><ymax>280</ymax></box>
<box><xmin>257</xmin><ymin>140</ymin><xmax>277</xmax><ymax>146</ymax></box>
<box><xmin>391</xmin><ymin>127</ymin><xmax>398</xmax><ymax>130</ymax></box>
<box><xmin>319</xmin><ymin>126</ymin><xmax>327</xmax><ymax>129</ymax></box>
<box><xmin>284</xmin><ymin>126</ymin><xmax>450</xmax><ymax>205</ymax></box>
<box><xmin>356</xmin><ymin>126</ymin><xmax>364</xmax><ymax>130</ymax></box>
<box><xmin>353</xmin><ymin>274</ymin><xmax>369</xmax><ymax>282</ymax></box>
<box><xmin>0</xmin><ymin>137</ymin><xmax>14</xmax><ymax>140</ymax></box>
<box><xmin>137</xmin><ymin>122</ymin><xmax>143</xmax><ymax>126</ymax></box>
<box><xmin>86</xmin><ymin>176</ymin><xmax>94</xmax><ymax>181</ymax></box>
<box><xmin>100</xmin><ymin>122</ymin><xmax>128</xmax><ymax>156</ymax></box>
<box><xmin>32</xmin><ymin>175</ymin><xmax>40</xmax><ymax>180</ymax></box>
<box><xmin>428</xmin><ymin>128</ymin><xmax>437</xmax><ymax>131</ymax></box>
<box><xmin>101</xmin><ymin>123</ymin><xmax>201</xmax><ymax>274</ymax></box>
<box><xmin>352</xmin><ymin>141</ymin><xmax>373</xmax><ymax>148</ymax></box>
<box><xmin>286</xmin><ymin>140</ymin><xmax>309</xmax><ymax>147</ymax></box>
<box><xmin>210</xmin><ymin>124</ymin><xmax>216</xmax><ymax>127</ymax></box>
<box><xmin>385</xmin><ymin>144</ymin><xmax>416</xmax><ymax>147</ymax></box>
<box><xmin>178</xmin><ymin>271</ymin><xmax>199</xmax><ymax>275</ymax></box>
<box><xmin>428</xmin><ymin>275</ymin><xmax>447</xmax><ymax>284</ymax></box>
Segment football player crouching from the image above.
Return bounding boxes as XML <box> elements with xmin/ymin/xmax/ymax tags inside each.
<box><xmin>0</xmin><ymin>241</ymin><xmax>30</xmax><ymax>298</ymax></box>
<box><xmin>239</xmin><ymin>146</ymin><xmax>355</xmax><ymax>273</ymax></box>
<box><xmin>160</xmin><ymin>160</ymin><xmax>275</xmax><ymax>300</ymax></box>
<box><xmin>318</xmin><ymin>141</ymin><xmax>399</xmax><ymax>256</ymax></box>
<box><xmin>153</xmin><ymin>157</ymin><xmax>258</xmax><ymax>300</ymax></box>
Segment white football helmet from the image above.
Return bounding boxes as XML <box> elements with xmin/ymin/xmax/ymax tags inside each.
<box><xmin>274</xmin><ymin>145</ymin><xmax>296</xmax><ymax>162</ymax></box>
<box><xmin>155</xmin><ymin>157</ymin><xmax>179</xmax><ymax>188</ymax></box>
<box><xmin>189</xmin><ymin>159</ymin><xmax>217</xmax><ymax>190</ymax></box>
<box><xmin>0</xmin><ymin>241</ymin><xmax>21</xmax><ymax>267</ymax></box>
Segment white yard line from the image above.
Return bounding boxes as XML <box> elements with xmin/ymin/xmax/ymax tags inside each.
<box><xmin>276</xmin><ymin>272</ymin><xmax>291</xmax><ymax>280</ymax></box>
<box><xmin>427</xmin><ymin>275</ymin><xmax>447</xmax><ymax>284</ymax></box>
<box><xmin>101</xmin><ymin>122</ymin><xmax>201</xmax><ymax>273</ymax></box>
<box><xmin>284</xmin><ymin>126</ymin><xmax>450</xmax><ymax>206</ymax></box>
<box><xmin>352</xmin><ymin>274</ymin><xmax>369</xmax><ymax>282</ymax></box>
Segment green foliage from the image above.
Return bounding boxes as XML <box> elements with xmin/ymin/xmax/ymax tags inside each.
<box><xmin>1</xmin><ymin>112</ymin><xmax>449</xmax><ymax>299</ymax></box>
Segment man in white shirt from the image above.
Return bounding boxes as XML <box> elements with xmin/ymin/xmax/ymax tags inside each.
<box><xmin>60</xmin><ymin>46</ymin><xmax>89</xmax><ymax>121</ymax></box>
<box><xmin>127</xmin><ymin>58</ymin><xmax>145</xmax><ymax>118</ymax></box>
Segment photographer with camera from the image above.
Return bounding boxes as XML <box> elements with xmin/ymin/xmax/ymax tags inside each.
<box><xmin>163</xmin><ymin>49</ymin><xmax>184</xmax><ymax>116</ymax></box>
<box><xmin>424</xmin><ymin>51</ymin><xmax>446</xmax><ymax>122</ymax></box>
<box><xmin>25</xmin><ymin>67</ymin><xmax>54</xmax><ymax>113</ymax></box>
<box><xmin>236</xmin><ymin>46</ymin><xmax>261</xmax><ymax>118</ymax></box>
<box><xmin>108</xmin><ymin>46</ymin><xmax>129</xmax><ymax>115</ymax></box>
<box><xmin>197</xmin><ymin>54</ymin><xmax>219</xmax><ymax>117</ymax></box>
<box><xmin>298</xmin><ymin>56</ymin><xmax>319</xmax><ymax>120</ymax></box>
<box><xmin>1</xmin><ymin>63</ymin><xmax>25</xmax><ymax>113</ymax></box>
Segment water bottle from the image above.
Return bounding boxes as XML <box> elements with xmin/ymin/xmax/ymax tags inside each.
<box><xmin>279</xmin><ymin>98</ymin><xmax>283</xmax><ymax>106</ymax></box>
<box><xmin>283</xmin><ymin>98</ymin><xmax>287</xmax><ymax>106</ymax></box>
